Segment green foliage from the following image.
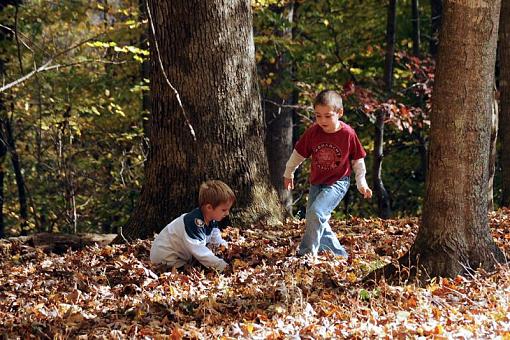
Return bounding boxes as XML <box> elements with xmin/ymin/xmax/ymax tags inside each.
<box><xmin>253</xmin><ymin>0</ymin><xmax>436</xmax><ymax>218</ymax></box>
<box><xmin>0</xmin><ymin>0</ymin><xmax>497</xmax><ymax>235</ymax></box>
<box><xmin>0</xmin><ymin>0</ymin><xmax>147</xmax><ymax>235</ymax></box>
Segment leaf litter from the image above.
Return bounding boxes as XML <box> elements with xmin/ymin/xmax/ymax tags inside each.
<box><xmin>1</xmin><ymin>208</ymin><xmax>510</xmax><ymax>338</ymax></box>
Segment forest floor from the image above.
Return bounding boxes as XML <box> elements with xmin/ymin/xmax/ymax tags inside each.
<box><xmin>1</xmin><ymin>209</ymin><xmax>510</xmax><ymax>338</ymax></box>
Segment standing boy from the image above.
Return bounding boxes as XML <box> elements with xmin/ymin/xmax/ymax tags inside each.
<box><xmin>283</xmin><ymin>90</ymin><xmax>372</xmax><ymax>258</ymax></box>
<box><xmin>150</xmin><ymin>180</ymin><xmax>235</xmax><ymax>272</ymax></box>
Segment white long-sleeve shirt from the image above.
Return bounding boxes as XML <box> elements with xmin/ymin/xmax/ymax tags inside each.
<box><xmin>284</xmin><ymin>149</ymin><xmax>369</xmax><ymax>191</ymax></box>
<box><xmin>150</xmin><ymin>208</ymin><xmax>228</xmax><ymax>271</ymax></box>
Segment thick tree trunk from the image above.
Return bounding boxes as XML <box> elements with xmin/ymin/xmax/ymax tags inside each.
<box><xmin>373</xmin><ymin>0</ymin><xmax>396</xmax><ymax>219</ymax></box>
<box><xmin>500</xmin><ymin>0</ymin><xmax>510</xmax><ymax>207</ymax></box>
<box><xmin>416</xmin><ymin>0</ymin><xmax>504</xmax><ymax>277</ymax></box>
<box><xmin>429</xmin><ymin>0</ymin><xmax>442</xmax><ymax>56</ymax></box>
<box><xmin>371</xmin><ymin>0</ymin><xmax>504</xmax><ymax>283</ymax></box>
<box><xmin>412</xmin><ymin>0</ymin><xmax>421</xmax><ymax>57</ymax></box>
<box><xmin>118</xmin><ymin>0</ymin><xmax>283</xmax><ymax>241</ymax></box>
<box><xmin>262</xmin><ymin>3</ymin><xmax>296</xmax><ymax>215</ymax></box>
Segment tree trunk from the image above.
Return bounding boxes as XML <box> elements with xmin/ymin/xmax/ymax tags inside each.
<box><xmin>3</xmin><ymin>115</ymin><xmax>28</xmax><ymax>235</ymax></box>
<box><xmin>0</xmin><ymin>1</ymin><xmax>27</xmax><ymax>236</ymax></box>
<box><xmin>488</xmin><ymin>91</ymin><xmax>497</xmax><ymax>211</ymax></box>
<box><xmin>117</xmin><ymin>0</ymin><xmax>283</xmax><ymax>242</ymax></box>
<box><xmin>429</xmin><ymin>0</ymin><xmax>442</xmax><ymax>56</ymax></box>
<box><xmin>412</xmin><ymin>0</ymin><xmax>421</xmax><ymax>57</ymax></box>
<box><xmin>264</xmin><ymin>97</ymin><xmax>294</xmax><ymax>215</ymax></box>
<box><xmin>500</xmin><ymin>0</ymin><xmax>510</xmax><ymax>207</ymax></box>
<box><xmin>0</xmin><ymin>169</ymin><xmax>4</xmax><ymax>238</ymax></box>
<box><xmin>0</xmin><ymin>2</ymin><xmax>8</xmax><ymax>238</ymax></box>
<box><xmin>371</xmin><ymin>0</ymin><xmax>504</xmax><ymax>283</ymax></box>
<box><xmin>139</xmin><ymin>0</ymin><xmax>151</xmax><ymax>143</ymax></box>
<box><xmin>262</xmin><ymin>2</ymin><xmax>296</xmax><ymax>215</ymax></box>
<box><xmin>0</xmin><ymin>99</ymin><xmax>6</xmax><ymax>240</ymax></box>
<box><xmin>373</xmin><ymin>0</ymin><xmax>396</xmax><ymax>219</ymax></box>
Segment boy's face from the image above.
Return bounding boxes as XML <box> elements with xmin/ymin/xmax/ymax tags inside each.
<box><xmin>206</xmin><ymin>200</ymin><xmax>233</xmax><ymax>222</ymax></box>
<box><xmin>314</xmin><ymin>104</ymin><xmax>343</xmax><ymax>133</ymax></box>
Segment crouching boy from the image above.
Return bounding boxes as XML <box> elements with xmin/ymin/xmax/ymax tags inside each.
<box><xmin>150</xmin><ymin>180</ymin><xmax>235</xmax><ymax>272</ymax></box>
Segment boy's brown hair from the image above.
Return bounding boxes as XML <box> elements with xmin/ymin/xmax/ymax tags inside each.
<box><xmin>199</xmin><ymin>180</ymin><xmax>236</xmax><ymax>208</ymax></box>
<box><xmin>314</xmin><ymin>90</ymin><xmax>343</xmax><ymax>111</ymax></box>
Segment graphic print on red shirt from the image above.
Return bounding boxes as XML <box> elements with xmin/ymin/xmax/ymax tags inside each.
<box><xmin>314</xmin><ymin>143</ymin><xmax>342</xmax><ymax>171</ymax></box>
<box><xmin>295</xmin><ymin>122</ymin><xmax>366</xmax><ymax>185</ymax></box>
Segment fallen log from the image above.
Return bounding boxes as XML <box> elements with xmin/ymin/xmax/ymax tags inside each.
<box><xmin>0</xmin><ymin>233</ymin><xmax>117</xmax><ymax>254</ymax></box>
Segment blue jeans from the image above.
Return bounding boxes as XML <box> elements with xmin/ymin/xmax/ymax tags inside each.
<box><xmin>298</xmin><ymin>177</ymin><xmax>350</xmax><ymax>257</ymax></box>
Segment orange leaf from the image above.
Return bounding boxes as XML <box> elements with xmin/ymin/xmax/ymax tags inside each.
<box><xmin>406</xmin><ymin>296</ymin><xmax>417</xmax><ymax>308</ymax></box>
<box><xmin>171</xmin><ymin>327</ymin><xmax>184</xmax><ymax>340</ymax></box>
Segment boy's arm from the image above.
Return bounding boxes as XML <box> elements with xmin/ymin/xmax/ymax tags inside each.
<box><xmin>209</xmin><ymin>227</ymin><xmax>228</xmax><ymax>247</ymax></box>
<box><xmin>283</xmin><ymin>149</ymin><xmax>306</xmax><ymax>190</ymax></box>
<box><xmin>351</xmin><ymin>158</ymin><xmax>372</xmax><ymax>199</ymax></box>
<box><xmin>184</xmin><ymin>237</ymin><xmax>228</xmax><ymax>271</ymax></box>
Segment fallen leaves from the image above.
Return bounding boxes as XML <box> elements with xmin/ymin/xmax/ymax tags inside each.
<box><xmin>1</xmin><ymin>210</ymin><xmax>510</xmax><ymax>337</ymax></box>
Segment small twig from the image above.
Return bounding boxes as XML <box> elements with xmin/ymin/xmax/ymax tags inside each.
<box><xmin>0</xmin><ymin>59</ymin><xmax>53</xmax><ymax>93</ymax></box>
<box><xmin>0</xmin><ymin>59</ymin><xmax>129</xmax><ymax>93</ymax></box>
<box><xmin>0</xmin><ymin>24</ymin><xmax>45</xmax><ymax>56</ymax></box>
<box><xmin>1</xmin><ymin>30</ymin><xmax>111</xmax><ymax>93</ymax></box>
<box><xmin>118</xmin><ymin>226</ymin><xmax>129</xmax><ymax>243</ymax></box>
<box><xmin>119</xmin><ymin>150</ymin><xmax>127</xmax><ymax>186</ymax></box>
<box><xmin>262</xmin><ymin>99</ymin><xmax>311</xmax><ymax>112</ymax></box>
<box><xmin>442</xmin><ymin>285</ymin><xmax>478</xmax><ymax>305</ymax></box>
<box><xmin>291</xmin><ymin>192</ymin><xmax>303</xmax><ymax>206</ymax></box>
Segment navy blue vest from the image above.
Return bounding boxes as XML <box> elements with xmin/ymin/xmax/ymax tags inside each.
<box><xmin>183</xmin><ymin>208</ymin><xmax>218</xmax><ymax>241</ymax></box>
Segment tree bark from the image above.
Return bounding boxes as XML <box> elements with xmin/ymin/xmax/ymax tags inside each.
<box><xmin>500</xmin><ymin>0</ymin><xmax>510</xmax><ymax>207</ymax></box>
<box><xmin>373</xmin><ymin>0</ymin><xmax>396</xmax><ymax>219</ymax></box>
<box><xmin>429</xmin><ymin>0</ymin><xmax>443</xmax><ymax>56</ymax></box>
<box><xmin>117</xmin><ymin>0</ymin><xmax>283</xmax><ymax>242</ymax></box>
<box><xmin>370</xmin><ymin>0</ymin><xmax>504</xmax><ymax>283</ymax></box>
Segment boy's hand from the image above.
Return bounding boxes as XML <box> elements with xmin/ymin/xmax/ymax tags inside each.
<box><xmin>359</xmin><ymin>186</ymin><xmax>372</xmax><ymax>199</ymax></box>
<box><xmin>284</xmin><ymin>177</ymin><xmax>294</xmax><ymax>191</ymax></box>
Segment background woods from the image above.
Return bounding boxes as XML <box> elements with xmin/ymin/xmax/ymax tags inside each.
<box><xmin>3</xmin><ymin>0</ymin><xmax>510</xmax><ymax>337</ymax></box>
<box><xmin>0</xmin><ymin>0</ymin><xmax>507</xmax><ymax>238</ymax></box>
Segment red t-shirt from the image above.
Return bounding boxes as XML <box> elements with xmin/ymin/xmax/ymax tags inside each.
<box><xmin>295</xmin><ymin>122</ymin><xmax>366</xmax><ymax>185</ymax></box>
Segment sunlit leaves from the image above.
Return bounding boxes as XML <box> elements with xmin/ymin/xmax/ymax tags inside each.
<box><xmin>2</xmin><ymin>209</ymin><xmax>510</xmax><ymax>336</ymax></box>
